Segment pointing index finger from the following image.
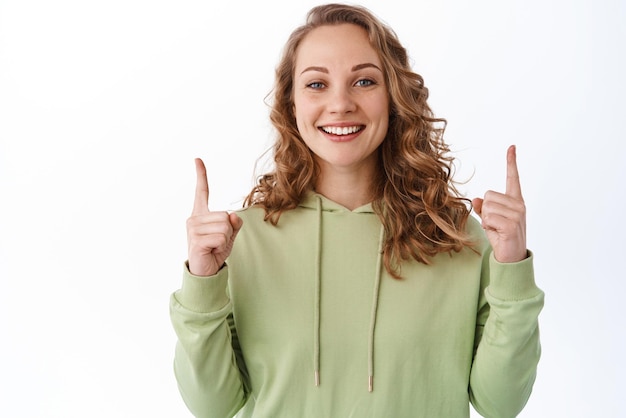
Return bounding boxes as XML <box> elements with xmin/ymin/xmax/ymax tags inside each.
<box><xmin>506</xmin><ymin>145</ymin><xmax>523</xmax><ymax>198</ymax></box>
<box><xmin>192</xmin><ymin>158</ymin><xmax>210</xmax><ymax>214</ymax></box>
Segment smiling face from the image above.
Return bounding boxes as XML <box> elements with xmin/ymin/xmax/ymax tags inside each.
<box><xmin>293</xmin><ymin>23</ymin><xmax>389</xmax><ymax>177</ymax></box>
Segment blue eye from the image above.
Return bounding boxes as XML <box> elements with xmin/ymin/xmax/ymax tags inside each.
<box><xmin>307</xmin><ymin>82</ymin><xmax>325</xmax><ymax>89</ymax></box>
<box><xmin>355</xmin><ymin>79</ymin><xmax>375</xmax><ymax>87</ymax></box>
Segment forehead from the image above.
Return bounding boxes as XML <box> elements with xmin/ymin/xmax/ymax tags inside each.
<box><xmin>294</xmin><ymin>23</ymin><xmax>381</xmax><ymax>71</ymax></box>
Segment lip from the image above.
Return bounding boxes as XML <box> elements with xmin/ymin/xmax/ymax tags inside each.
<box><xmin>318</xmin><ymin>123</ymin><xmax>365</xmax><ymax>142</ymax></box>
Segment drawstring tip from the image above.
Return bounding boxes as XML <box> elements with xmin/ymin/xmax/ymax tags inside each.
<box><xmin>368</xmin><ymin>375</ymin><xmax>373</xmax><ymax>392</ymax></box>
<box><xmin>315</xmin><ymin>371</ymin><xmax>320</xmax><ymax>387</ymax></box>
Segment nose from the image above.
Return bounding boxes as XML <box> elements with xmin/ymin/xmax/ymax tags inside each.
<box><xmin>327</xmin><ymin>86</ymin><xmax>356</xmax><ymax>114</ymax></box>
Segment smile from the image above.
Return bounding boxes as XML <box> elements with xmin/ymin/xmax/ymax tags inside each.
<box><xmin>320</xmin><ymin>125</ymin><xmax>364</xmax><ymax>136</ymax></box>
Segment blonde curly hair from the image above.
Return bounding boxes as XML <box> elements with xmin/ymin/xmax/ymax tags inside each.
<box><xmin>245</xmin><ymin>3</ymin><xmax>475</xmax><ymax>278</ymax></box>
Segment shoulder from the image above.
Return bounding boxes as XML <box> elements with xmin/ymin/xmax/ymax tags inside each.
<box><xmin>465</xmin><ymin>214</ymin><xmax>490</xmax><ymax>252</ymax></box>
<box><xmin>465</xmin><ymin>214</ymin><xmax>483</xmax><ymax>236</ymax></box>
<box><xmin>234</xmin><ymin>205</ymin><xmax>267</xmax><ymax>223</ymax></box>
<box><xmin>232</xmin><ymin>204</ymin><xmax>312</xmax><ymax>238</ymax></box>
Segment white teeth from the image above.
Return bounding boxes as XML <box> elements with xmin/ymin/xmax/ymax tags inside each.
<box><xmin>321</xmin><ymin>125</ymin><xmax>362</xmax><ymax>135</ymax></box>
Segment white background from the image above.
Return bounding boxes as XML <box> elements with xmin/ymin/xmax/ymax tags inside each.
<box><xmin>1</xmin><ymin>0</ymin><xmax>624</xmax><ymax>416</ymax></box>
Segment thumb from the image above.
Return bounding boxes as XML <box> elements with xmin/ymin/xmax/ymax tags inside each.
<box><xmin>229</xmin><ymin>212</ymin><xmax>244</xmax><ymax>236</ymax></box>
<box><xmin>472</xmin><ymin>198</ymin><xmax>483</xmax><ymax>218</ymax></box>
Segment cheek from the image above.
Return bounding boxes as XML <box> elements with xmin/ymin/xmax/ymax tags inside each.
<box><xmin>293</xmin><ymin>104</ymin><xmax>304</xmax><ymax>130</ymax></box>
<box><xmin>378</xmin><ymin>96</ymin><xmax>391</xmax><ymax>120</ymax></box>
<box><xmin>295</xmin><ymin>116</ymin><xmax>305</xmax><ymax>136</ymax></box>
<box><xmin>293</xmin><ymin>99</ymin><xmax>317</xmax><ymax>131</ymax></box>
<box><xmin>372</xmin><ymin>99</ymin><xmax>390</xmax><ymax>131</ymax></box>
<box><xmin>292</xmin><ymin>93</ymin><xmax>302</xmax><ymax>122</ymax></box>
<box><xmin>364</xmin><ymin>92</ymin><xmax>390</xmax><ymax>119</ymax></box>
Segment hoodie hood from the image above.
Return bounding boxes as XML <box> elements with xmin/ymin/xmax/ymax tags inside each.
<box><xmin>299</xmin><ymin>191</ymin><xmax>376</xmax><ymax>214</ymax></box>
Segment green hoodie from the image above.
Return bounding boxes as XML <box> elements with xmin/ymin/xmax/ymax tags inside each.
<box><xmin>170</xmin><ymin>193</ymin><xmax>543</xmax><ymax>418</ymax></box>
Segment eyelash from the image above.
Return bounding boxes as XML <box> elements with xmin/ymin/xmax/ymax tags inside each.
<box><xmin>355</xmin><ymin>79</ymin><xmax>375</xmax><ymax>87</ymax></box>
<box><xmin>307</xmin><ymin>82</ymin><xmax>325</xmax><ymax>89</ymax></box>
<box><xmin>305</xmin><ymin>78</ymin><xmax>377</xmax><ymax>90</ymax></box>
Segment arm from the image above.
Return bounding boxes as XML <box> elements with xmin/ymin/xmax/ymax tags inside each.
<box><xmin>170</xmin><ymin>263</ymin><xmax>248</xmax><ymax>418</ymax></box>
<box><xmin>470</xmin><ymin>146</ymin><xmax>544</xmax><ymax>416</ymax></box>
<box><xmin>469</xmin><ymin>252</ymin><xmax>544</xmax><ymax>417</ymax></box>
<box><xmin>169</xmin><ymin>158</ymin><xmax>247</xmax><ymax>417</ymax></box>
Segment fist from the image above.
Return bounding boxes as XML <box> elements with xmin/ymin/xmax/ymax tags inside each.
<box><xmin>186</xmin><ymin>158</ymin><xmax>243</xmax><ymax>276</ymax></box>
<box><xmin>472</xmin><ymin>145</ymin><xmax>527</xmax><ymax>263</ymax></box>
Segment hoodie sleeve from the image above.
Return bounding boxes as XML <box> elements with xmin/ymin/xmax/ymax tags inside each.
<box><xmin>469</xmin><ymin>251</ymin><xmax>544</xmax><ymax>418</ymax></box>
<box><xmin>169</xmin><ymin>262</ymin><xmax>248</xmax><ymax>418</ymax></box>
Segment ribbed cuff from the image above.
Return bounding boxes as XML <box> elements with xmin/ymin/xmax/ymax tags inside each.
<box><xmin>175</xmin><ymin>261</ymin><xmax>230</xmax><ymax>313</ymax></box>
<box><xmin>487</xmin><ymin>251</ymin><xmax>541</xmax><ymax>301</ymax></box>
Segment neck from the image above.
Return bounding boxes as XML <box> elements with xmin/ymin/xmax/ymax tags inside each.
<box><xmin>314</xmin><ymin>162</ymin><xmax>378</xmax><ymax>211</ymax></box>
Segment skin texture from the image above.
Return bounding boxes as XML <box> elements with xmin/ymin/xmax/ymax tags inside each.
<box><xmin>292</xmin><ymin>24</ymin><xmax>389</xmax><ymax>210</ymax></box>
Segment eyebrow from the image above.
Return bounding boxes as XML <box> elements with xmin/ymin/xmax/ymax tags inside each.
<box><xmin>299</xmin><ymin>63</ymin><xmax>382</xmax><ymax>75</ymax></box>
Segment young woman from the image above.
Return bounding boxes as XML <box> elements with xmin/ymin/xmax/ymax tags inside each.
<box><xmin>170</xmin><ymin>4</ymin><xmax>543</xmax><ymax>417</ymax></box>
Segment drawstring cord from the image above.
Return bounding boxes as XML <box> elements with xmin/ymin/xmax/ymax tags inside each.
<box><xmin>314</xmin><ymin>196</ymin><xmax>322</xmax><ymax>387</ymax></box>
<box><xmin>368</xmin><ymin>225</ymin><xmax>384</xmax><ymax>392</ymax></box>
<box><xmin>312</xmin><ymin>194</ymin><xmax>384</xmax><ymax>392</ymax></box>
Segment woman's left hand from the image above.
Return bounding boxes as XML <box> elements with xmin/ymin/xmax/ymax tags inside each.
<box><xmin>472</xmin><ymin>145</ymin><xmax>528</xmax><ymax>263</ymax></box>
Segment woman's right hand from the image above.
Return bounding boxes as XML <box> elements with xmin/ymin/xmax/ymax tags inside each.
<box><xmin>186</xmin><ymin>158</ymin><xmax>244</xmax><ymax>276</ymax></box>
